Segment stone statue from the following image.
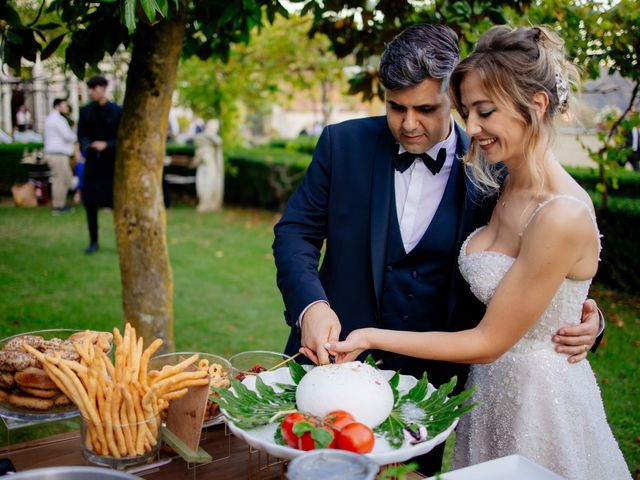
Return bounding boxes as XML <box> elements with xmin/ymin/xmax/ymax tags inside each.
<box><xmin>192</xmin><ymin>119</ymin><xmax>224</xmax><ymax>211</ymax></box>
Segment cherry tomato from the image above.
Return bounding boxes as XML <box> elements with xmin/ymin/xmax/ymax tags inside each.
<box><xmin>323</xmin><ymin>410</ymin><xmax>356</xmax><ymax>433</ymax></box>
<box><xmin>280</xmin><ymin>412</ymin><xmax>335</xmax><ymax>450</ymax></box>
<box><xmin>281</xmin><ymin>412</ymin><xmax>308</xmax><ymax>448</ymax></box>
<box><xmin>336</xmin><ymin>422</ymin><xmax>374</xmax><ymax>454</ymax></box>
<box><xmin>296</xmin><ymin>423</ymin><xmax>335</xmax><ymax>451</ymax></box>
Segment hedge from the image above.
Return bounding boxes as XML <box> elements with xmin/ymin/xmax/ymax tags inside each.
<box><xmin>565</xmin><ymin>166</ymin><xmax>640</xmax><ymax>198</ymax></box>
<box><xmin>268</xmin><ymin>135</ymin><xmax>318</xmax><ymax>155</ymax></box>
<box><xmin>0</xmin><ymin>143</ymin><xmax>45</xmax><ymax>194</ymax></box>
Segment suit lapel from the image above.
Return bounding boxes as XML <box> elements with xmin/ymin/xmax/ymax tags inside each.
<box><xmin>370</xmin><ymin>130</ymin><xmax>397</xmax><ymax>309</ymax></box>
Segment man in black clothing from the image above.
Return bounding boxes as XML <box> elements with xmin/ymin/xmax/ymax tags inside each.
<box><xmin>78</xmin><ymin>75</ymin><xmax>122</xmax><ymax>254</ymax></box>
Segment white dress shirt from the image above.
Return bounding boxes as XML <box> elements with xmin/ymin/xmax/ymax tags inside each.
<box><xmin>395</xmin><ymin>116</ymin><xmax>457</xmax><ymax>252</ymax></box>
<box><xmin>44</xmin><ymin>110</ymin><xmax>76</xmax><ymax>156</ymax></box>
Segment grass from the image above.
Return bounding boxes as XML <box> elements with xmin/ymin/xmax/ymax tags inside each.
<box><xmin>0</xmin><ymin>203</ymin><xmax>637</xmax><ymax>475</ymax></box>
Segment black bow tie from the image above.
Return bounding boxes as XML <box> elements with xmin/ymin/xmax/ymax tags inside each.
<box><xmin>394</xmin><ymin>148</ymin><xmax>447</xmax><ymax>175</ymax></box>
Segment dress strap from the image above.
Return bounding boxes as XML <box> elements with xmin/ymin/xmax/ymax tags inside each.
<box><xmin>522</xmin><ymin>194</ymin><xmax>602</xmax><ymax>256</ymax></box>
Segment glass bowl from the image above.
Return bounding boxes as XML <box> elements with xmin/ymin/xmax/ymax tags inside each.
<box><xmin>149</xmin><ymin>352</ymin><xmax>231</xmax><ymax>427</ymax></box>
<box><xmin>0</xmin><ymin>329</ymin><xmax>88</xmax><ymax>421</ymax></box>
<box><xmin>228</xmin><ymin>350</ymin><xmax>291</xmax><ymax>380</ymax></box>
<box><xmin>80</xmin><ymin>413</ymin><xmax>161</xmax><ymax>469</ymax></box>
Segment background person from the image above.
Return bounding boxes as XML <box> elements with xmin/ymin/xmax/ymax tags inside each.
<box><xmin>78</xmin><ymin>74</ymin><xmax>122</xmax><ymax>254</ymax></box>
<box><xmin>43</xmin><ymin>98</ymin><xmax>77</xmax><ymax>214</ymax></box>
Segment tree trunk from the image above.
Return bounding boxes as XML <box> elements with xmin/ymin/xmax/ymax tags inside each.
<box><xmin>113</xmin><ymin>8</ymin><xmax>186</xmax><ymax>353</ymax></box>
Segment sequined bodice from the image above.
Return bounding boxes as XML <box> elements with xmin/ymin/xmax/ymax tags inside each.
<box><xmin>459</xmin><ymin>226</ymin><xmax>591</xmax><ymax>353</ymax></box>
<box><xmin>452</xmin><ymin>196</ymin><xmax>631</xmax><ymax>480</ymax></box>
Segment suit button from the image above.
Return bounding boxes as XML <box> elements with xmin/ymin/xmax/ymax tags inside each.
<box><xmin>411</xmin><ymin>271</ymin><xmax>418</xmax><ymax>278</ymax></box>
<box><xmin>407</xmin><ymin>293</ymin><xmax>414</xmax><ymax>300</ymax></box>
<box><xmin>403</xmin><ymin>315</ymin><xmax>409</xmax><ymax>321</ymax></box>
<box><xmin>383</xmin><ymin>286</ymin><xmax>389</xmax><ymax>293</ymax></box>
<box><xmin>386</xmin><ymin>265</ymin><xmax>393</xmax><ymax>272</ymax></box>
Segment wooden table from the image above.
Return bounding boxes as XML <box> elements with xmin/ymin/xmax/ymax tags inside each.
<box><xmin>0</xmin><ymin>424</ymin><xmax>286</xmax><ymax>479</ymax></box>
<box><xmin>1</xmin><ymin>425</ymin><xmax>426</xmax><ymax>479</ymax></box>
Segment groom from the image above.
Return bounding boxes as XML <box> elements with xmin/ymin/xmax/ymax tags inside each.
<box><xmin>272</xmin><ymin>24</ymin><xmax>601</xmax><ymax>474</ymax></box>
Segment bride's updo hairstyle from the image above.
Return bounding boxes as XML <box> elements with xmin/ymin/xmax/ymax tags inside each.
<box><xmin>449</xmin><ymin>25</ymin><xmax>579</xmax><ymax>193</ymax></box>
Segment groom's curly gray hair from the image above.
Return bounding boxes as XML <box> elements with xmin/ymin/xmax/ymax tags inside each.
<box><xmin>379</xmin><ymin>24</ymin><xmax>460</xmax><ymax>93</ymax></box>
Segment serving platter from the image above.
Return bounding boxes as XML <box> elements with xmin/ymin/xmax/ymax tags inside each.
<box><xmin>224</xmin><ymin>366</ymin><xmax>459</xmax><ymax>466</ymax></box>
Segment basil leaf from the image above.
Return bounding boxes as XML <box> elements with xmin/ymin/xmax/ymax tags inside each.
<box><xmin>289</xmin><ymin>361</ymin><xmax>307</xmax><ymax>384</ymax></box>
<box><xmin>310</xmin><ymin>426</ymin><xmax>334</xmax><ymax>449</ymax></box>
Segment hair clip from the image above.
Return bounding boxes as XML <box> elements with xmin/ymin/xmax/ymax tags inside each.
<box><xmin>555</xmin><ymin>70</ymin><xmax>569</xmax><ymax>113</ymax></box>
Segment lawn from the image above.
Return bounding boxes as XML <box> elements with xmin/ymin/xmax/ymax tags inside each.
<box><xmin>0</xmin><ymin>204</ymin><xmax>637</xmax><ymax>475</ymax></box>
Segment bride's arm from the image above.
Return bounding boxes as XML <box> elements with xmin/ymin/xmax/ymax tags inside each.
<box><xmin>327</xmin><ymin>203</ymin><xmax>597</xmax><ymax>364</ymax></box>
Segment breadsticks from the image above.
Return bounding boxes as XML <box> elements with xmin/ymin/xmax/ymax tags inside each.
<box><xmin>22</xmin><ymin>323</ymin><xmax>208</xmax><ymax>459</ymax></box>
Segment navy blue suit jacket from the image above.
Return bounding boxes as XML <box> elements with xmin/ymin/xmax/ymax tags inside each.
<box><xmin>273</xmin><ymin>115</ymin><xmax>495</xmax><ymax>386</ymax></box>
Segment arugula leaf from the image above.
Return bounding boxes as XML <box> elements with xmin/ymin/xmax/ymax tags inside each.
<box><xmin>375</xmin><ymin>375</ymin><xmax>478</xmax><ymax>448</ymax></box>
<box><xmin>364</xmin><ymin>354</ymin><xmax>378</xmax><ymax>368</ymax></box>
<box><xmin>211</xmin><ymin>377</ymin><xmax>296</xmax><ymax>430</ymax></box>
<box><xmin>274</xmin><ymin>425</ymin><xmax>286</xmax><ymax>446</ymax></box>
<box><xmin>374</xmin><ymin>410</ymin><xmax>406</xmax><ymax>448</ymax></box>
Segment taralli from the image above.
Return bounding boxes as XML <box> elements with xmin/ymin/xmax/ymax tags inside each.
<box><xmin>197</xmin><ymin>359</ymin><xmax>230</xmax><ymax>419</ymax></box>
<box><xmin>23</xmin><ymin>323</ymin><xmax>208</xmax><ymax>459</ymax></box>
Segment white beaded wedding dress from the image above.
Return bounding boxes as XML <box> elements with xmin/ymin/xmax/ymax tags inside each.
<box><xmin>452</xmin><ymin>196</ymin><xmax>631</xmax><ymax>480</ymax></box>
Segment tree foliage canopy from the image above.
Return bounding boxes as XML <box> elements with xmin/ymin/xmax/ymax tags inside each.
<box><xmin>178</xmin><ymin>13</ymin><xmax>347</xmax><ymax>146</ymax></box>
<box><xmin>1</xmin><ymin>0</ymin><xmax>287</xmax><ymax>77</ymax></box>
<box><xmin>300</xmin><ymin>0</ymin><xmax>531</xmax><ymax>100</ymax></box>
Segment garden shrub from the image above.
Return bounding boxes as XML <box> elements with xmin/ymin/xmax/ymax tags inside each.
<box><xmin>594</xmin><ymin>197</ymin><xmax>640</xmax><ymax>294</ymax></box>
<box><xmin>565</xmin><ymin>166</ymin><xmax>640</xmax><ymax>198</ymax></box>
<box><xmin>0</xmin><ymin>143</ymin><xmax>44</xmax><ymax>194</ymax></box>
<box><xmin>269</xmin><ymin>136</ymin><xmax>318</xmax><ymax>155</ymax></box>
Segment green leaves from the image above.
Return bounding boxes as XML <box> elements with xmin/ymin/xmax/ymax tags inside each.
<box><xmin>291</xmin><ymin>420</ymin><xmax>334</xmax><ymax>448</ymax></box>
<box><xmin>374</xmin><ymin>374</ymin><xmax>477</xmax><ymax>449</ymax></box>
<box><xmin>211</xmin><ymin>361</ymin><xmax>305</xmax><ymax>430</ymax></box>
<box><xmin>288</xmin><ymin>359</ymin><xmax>307</xmax><ymax>384</ymax></box>
<box><xmin>211</xmin><ymin>376</ymin><xmax>297</xmax><ymax>430</ymax></box>
<box><xmin>122</xmin><ymin>0</ymin><xmax>137</xmax><ymax>33</ymax></box>
<box><xmin>122</xmin><ymin>0</ymin><xmax>169</xmax><ymax>33</ymax></box>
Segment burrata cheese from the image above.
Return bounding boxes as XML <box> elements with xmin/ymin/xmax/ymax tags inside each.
<box><xmin>295</xmin><ymin>361</ymin><xmax>394</xmax><ymax>428</ymax></box>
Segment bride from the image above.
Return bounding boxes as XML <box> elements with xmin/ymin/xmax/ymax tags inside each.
<box><xmin>323</xmin><ymin>25</ymin><xmax>631</xmax><ymax>479</ymax></box>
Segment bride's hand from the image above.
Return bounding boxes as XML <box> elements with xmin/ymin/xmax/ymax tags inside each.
<box><xmin>553</xmin><ymin>298</ymin><xmax>601</xmax><ymax>363</ymax></box>
<box><xmin>324</xmin><ymin>329</ymin><xmax>371</xmax><ymax>363</ymax></box>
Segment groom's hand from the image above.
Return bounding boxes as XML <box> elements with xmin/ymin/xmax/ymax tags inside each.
<box><xmin>553</xmin><ymin>299</ymin><xmax>600</xmax><ymax>363</ymax></box>
<box><xmin>300</xmin><ymin>302</ymin><xmax>341</xmax><ymax>365</ymax></box>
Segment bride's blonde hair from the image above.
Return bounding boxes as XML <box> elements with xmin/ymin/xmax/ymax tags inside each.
<box><xmin>449</xmin><ymin>25</ymin><xmax>579</xmax><ymax>194</ymax></box>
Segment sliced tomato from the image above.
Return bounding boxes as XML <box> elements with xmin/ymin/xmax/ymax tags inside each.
<box><xmin>336</xmin><ymin>422</ymin><xmax>374</xmax><ymax>454</ymax></box>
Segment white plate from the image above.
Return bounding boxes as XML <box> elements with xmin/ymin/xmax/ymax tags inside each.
<box><xmin>429</xmin><ymin>454</ymin><xmax>566</xmax><ymax>479</ymax></box>
<box><xmin>224</xmin><ymin>366</ymin><xmax>459</xmax><ymax>466</ymax></box>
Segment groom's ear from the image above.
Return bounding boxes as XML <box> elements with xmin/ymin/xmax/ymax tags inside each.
<box><xmin>532</xmin><ymin>91</ymin><xmax>549</xmax><ymax>119</ymax></box>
